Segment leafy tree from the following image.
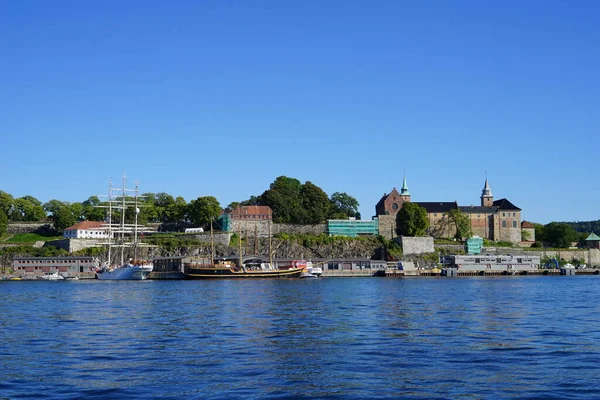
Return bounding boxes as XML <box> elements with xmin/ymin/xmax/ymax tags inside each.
<box><xmin>532</xmin><ymin>223</ymin><xmax>546</xmax><ymax>243</ymax></box>
<box><xmin>225</xmin><ymin>202</ymin><xmax>240</xmax><ymax>213</ymax></box>
<box><xmin>261</xmin><ymin>176</ymin><xmax>304</xmax><ymax>223</ymax></box>
<box><xmin>53</xmin><ymin>205</ymin><xmax>77</xmax><ymax>231</ymax></box>
<box><xmin>69</xmin><ymin>202</ymin><xmax>84</xmax><ymax>221</ymax></box>
<box><xmin>446</xmin><ymin>208</ymin><xmax>472</xmax><ymax>240</ymax></box>
<box><xmin>329</xmin><ymin>192</ymin><xmax>360</xmax><ymax>219</ymax></box>
<box><xmin>10</xmin><ymin>197</ymin><xmax>46</xmax><ymax>221</ymax></box>
<box><xmin>0</xmin><ymin>191</ymin><xmax>14</xmax><ymax>216</ymax></box>
<box><xmin>21</xmin><ymin>195</ymin><xmax>42</xmax><ymax>207</ymax></box>
<box><xmin>82</xmin><ymin>196</ymin><xmax>105</xmax><ymax>221</ymax></box>
<box><xmin>0</xmin><ymin>209</ymin><xmax>7</xmax><ymax>235</ymax></box>
<box><xmin>240</xmin><ymin>195</ymin><xmax>262</xmax><ymax>206</ymax></box>
<box><xmin>396</xmin><ymin>203</ymin><xmax>429</xmax><ymax>236</ymax></box>
<box><xmin>168</xmin><ymin>196</ymin><xmax>188</xmax><ymax>223</ymax></box>
<box><xmin>43</xmin><ymin>199</ymin><xmax>66</xmax><ymax>218</ymax></box>
<box><xmin>188</xmin><ymin>196</ymin><xmax>221</xmax><ymax>228</ymax></box>
<box><xmin>300</xmin><ymin>181</ymin><xmax>330</xmax><ymax>224</ymax></box>
<box><xmin>544</xmin><ymin>222</ymin><xmax>578</xmax><ymax>248</ymax></box>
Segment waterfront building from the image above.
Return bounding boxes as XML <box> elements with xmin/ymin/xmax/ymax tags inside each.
<box><xmin>585</xmin><ymin>233</ymin><xmax>600</xmax><ymax>249</ymax></box>
<box><xmin>12</xmin><ymin>256</ymin><xmax>96</xmax><ymax>277</ymax></box>
<box><xmin>227</xmin><ymin>205</ymin><xmax>273</xmax><ymax>237</ymax></box>
<box><xmin>375</xmin><ymin>177</ymin><xmax>523</xmax><ymax>243</ymax></box>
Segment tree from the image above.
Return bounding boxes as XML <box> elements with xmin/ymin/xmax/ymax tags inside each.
<box><xmin>188</xmin><ymin>196</ymin><xmax>221</xmax><ymax>228</ymax></box>
<box><xmin>10</xmin><ymin>197</ymin><xmax>46</xmax><ymax>221</ymax></box>
<box><xmin>82</xmin><ymin>196</ymin><xmax>105</xmax><ymax>221</ymax></box>
<box><xmin>53</xmin><ymin>205</ymin><xmax>77</xmax><ymax>231</ymax></box>
<box><xmin>300</xmin><ymin>181</ymin><xmax>330</xmax><ymax>224</ymax></box>
<box><xmin>225</xmin><ymin>202</ymin><xmax>240</xmax><ymax>213</ymax></box>
<box><xmin>43</xmin><ymin>199</ymin><xmax>66</xmax><ymax>218</ymax></box>
<box><xmin>168</xmin><ymin>196</ymin><xmax>188</xmax><ymax>223</ymax></box>
<box><xmin>544</xmin><ymin>222</ymin><xmax>578</xmax><ymax>248</ymax></box>
<box><xmin>446</xmin><ymin>208</ymin><xmax>472</xmax><ymax>240</ymax></box>
<box><xmin>396</xmin><ymin>203</ymin><xmax>429</xmax><ymax>236</ymax></box>
<box><xmin>261</xmin><ymin>176</ymin><xmax>304</xmax><ymax>223</ymax></box>
<box><xmin>69</xmin><ymin>202</ymin><xmax>84</xmax><ymax>221</ymax></box>
<box><xmin>329</xmin><ymin>192</ymin><xmax>360</xmax><ymax>219</ymax></box>
<box><xmin>0</xmin><ymin>191</ymin><xmax>13</xmax><ymax>216</ymax></box>
<box><xmin>0</xmin><ymin>209</ymin><xmax>7</xmax><ymax>235</ymax></box>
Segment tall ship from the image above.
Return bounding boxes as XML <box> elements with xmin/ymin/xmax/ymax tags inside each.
<box><xmin>93</xmin><ymin>175</ymin><xmax>153</xmax><ymax>280</ymax></box>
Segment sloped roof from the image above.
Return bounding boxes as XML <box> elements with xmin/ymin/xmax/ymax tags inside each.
<box><xmin>459</xmin><ymin>205</ymin><xmax>498</xmax><ymax>214</ymax></box>
<box><xmin>492</xmin><ymin>198</ymin><xmax>521</xmax><ymax>211</ymax></box>
<box><xmin>586</xmin><ymin>233</ymin><xmax>600</xmax><ymax>241</ymax></box>
<box><xmin>65</xmin><ymin>221</ymin><xmax>106</xmax><ymax>231</ymax></box>
<box><xmin>414</xmin><ymin>202</ymin><xmax>458</xmax><ymax>214</ymax></box>
<box><xmin>521</xmin><ymin>221</ymin><xmax>535</xmax><ymax>228</ymax></box>
<box><xmin>230</xmin><ymin>205</ymin><xmax>272</xmax><ymax>216</ymax></box>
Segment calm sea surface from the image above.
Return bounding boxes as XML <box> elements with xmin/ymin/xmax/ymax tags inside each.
<box><xmin>1</xmin><ymin>276</ymin><xmax>599</xmax><ymax>399</ymax></box>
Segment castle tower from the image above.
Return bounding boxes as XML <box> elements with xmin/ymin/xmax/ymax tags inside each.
<box><xmin>400</xmin><ymin>175</ymin><xmax>411</xmax><ymax>203</ymax></box>
<box><xmin>481</xmin><ymin>178</ymin><xmax>493</xmax><ymax>207</ymax></box>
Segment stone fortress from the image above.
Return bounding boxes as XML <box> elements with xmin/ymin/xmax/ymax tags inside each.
<box><xmin>376</xmin><ymin>177</ymin><xmax>526</xmax><ymax>244</ymax></box>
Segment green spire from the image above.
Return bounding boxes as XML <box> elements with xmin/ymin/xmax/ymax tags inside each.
<box><xmin>400</xmin><ymin>175</ymin><xmax>410</xmax><ymax>196</ymax></box>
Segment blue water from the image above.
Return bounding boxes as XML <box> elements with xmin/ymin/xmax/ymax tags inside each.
<box><xmin>1</xmin><ymin>277</ymin><xmax>599</xmax><ymax>399</ymax></box>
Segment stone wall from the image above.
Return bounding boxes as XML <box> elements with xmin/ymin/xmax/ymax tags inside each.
<box><xmin>7</xmin><ymin>223</ymin><xmax>56</xmax><ymax>234</ymax></box>
<box><xmin>272</xmin><ymin>223</ymin><xmax>326</xmax><ymax>236</ymax></box>
<box><xmin>45</xmin><ymin>239</ymin><xmax>104</xmax><ymax>253</ymax></box>
<box><xmin>182</xmin><ymin>232</ymin><xmax>232</xmax><ymax>246</ymax></box>
<box><xmin>401</xmin><ymin>236</ymin><xmax>435</xmax><ymax>255</ymax></box>
<box><xmin>377</xmin><ymin>215</ymin><xmax>396</xmax><ymax>240</ymax></box>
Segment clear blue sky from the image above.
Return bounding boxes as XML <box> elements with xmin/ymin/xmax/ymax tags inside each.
<box><xmin>1</xmin><ymin>1</ymin><xmax>598</xmax><ymax>224</ymax></box>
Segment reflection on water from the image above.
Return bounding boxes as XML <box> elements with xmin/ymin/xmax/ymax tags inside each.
<box><xmin>0</xmin><ymin>277</ymin><xmax>599</xmax><ymax>399</ymax></box>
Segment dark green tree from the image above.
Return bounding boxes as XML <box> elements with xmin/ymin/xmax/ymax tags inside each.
<box><xmin>82</xmin><ymin>196</ymin><xmax>105</xmax><ymax>221</ymax></box>
<box><xmin>544</xmin><ymin>222</ymin><xmax>578</xmax><ymax>248</ymax></box>
<box><xmin>0</xmin><ymin>191</ymin><xmax>13</xmax><ymax>216</ymax></box>
<box><xmin>10</xmin><ymin>197</ymin><xmax>46</xmax><ymax>221</ymax></box>
<box><xmin>533</xmin><ymin>223</ymin><xmax>546</xmax><ymax>243</ymax></box>
<box><xmin>329</xmin><ymin>192</ymin><xmax>360</xmax><ymax>219</ymax></box>
<box><xmin>300</xmin><ymin>181</ymin><xmax>330</xmax><ymax>224</ymax></box>
<box><xmin>446</xmin><ymin>208</ymin><xmax>472</xmax><ymax>240</ymax></box>
<box><xmin>53</xmin><ymin>205</ymin><xmax>77</xmax><ymax>231</ymax></box>
<box><xmin>188</xmin><ymin>196</ymin><xmax>221</xmax><ymax>228</ymax></box>
<box><xmin>0</xmin><ymin>209</ymin><xmax>7</xmax><ymax>235</ymax></box>
<box><xmin>261</xmin><ymin>176</ymin><xmax>304</xmax><ymax>223</ymax></box>
<box><xmin>43</xmin><ymin>199</ymin><xmax>66</xmax><ymax>218</ymax></box>
<box><xmin>396</xmin><ymin>203</ymin><xmax>429</xmax><ymax>236</ymax></box>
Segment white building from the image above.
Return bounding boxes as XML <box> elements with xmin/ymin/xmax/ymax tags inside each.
<box><xmin>63</xmin><ymin>221</ymin><xmax>109</xmax><ymax>239</ymax></box>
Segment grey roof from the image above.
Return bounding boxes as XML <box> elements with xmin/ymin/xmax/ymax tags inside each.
<box><xmin>414</xmin><ymin>202</ymin><xmax>458</xmax><ymax>213</ymax></box>
<box><xmin>459</xmin><ymin>205</ymin><xmax>498</xmax><ymax>214</ymax></box>
<box><xmin>492</xmin><ymin>198</ymin><xmax>521</xmax><ymax>211</ymax></box>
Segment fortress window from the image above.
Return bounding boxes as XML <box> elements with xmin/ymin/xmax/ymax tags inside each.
<box><xmin>513</xmin><ymin>221</ymin><xmax>517</xmax><ymax>228</ymax></box>
<box><xmin>502</xmin><ymin>221</ymin><xmax>507</xmax><ymax>228</ymax></box>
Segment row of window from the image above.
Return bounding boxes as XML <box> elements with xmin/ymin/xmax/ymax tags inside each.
<box><xmin>16</xmin><ymin>260</ymin><xmax>94</xmax><ymax>264</ymax></box>
<box><xmin>502</xmin><ymin>221</ymin><xmax>518</xmax><ymax>228</ymax></box>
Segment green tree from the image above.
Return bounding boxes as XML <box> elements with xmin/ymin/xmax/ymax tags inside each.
<box><xmin>69</xmin><ymin>202</ymin><xmax>84</xmax><ymax>221</ymax></box>
<box><xmin>168</xmin><ymin>196</ymin><xmax>188</xmax><ymax>223</ymax></box>
<box><xmin>10</xmin><ymin>197</ymin><xmax>46</xmax><ymax>221</ymax></box>
<box><xmin>261</xmin><ymin>176</ymin><xmax>304</xmax><ymax>223</ymax></box>
<box><xmin>82</xmin><ymin>196</ymin><xmax>105</xmax><ymax>221</ymax></box>
<box><xmin>53</xmin><ymin>205</ymin><xmax>77</xmax><ymax>231</ymax></box>
<box><xmin>533</xmin><ymin>223</ymin><xmax>546</xmax><ymax>243</ymax></box>
<box><xmin>446</xmin><ymin>208</ymin><xmax>472</xmax><ymax>240</ymax></box>
<box><xmin>300</xmin><ymin>181</ymin><xmax>330</xmax><ymax>224</ymax></box>
<box><xmin>329</xmin><ymin>192</ymin><xmax>360</xmax><ymax>219</ymax></box>
<box><xmin>396</xmin><ymin>203</ymin><xmax>429</xmax><ymax>236</ymax></box>
<box><xmin>43</xmin><ymin>199</ymin><xmax>66</xmax><ymax>218</ymax></box>
<box><xmin>0</xmin><ymin>191</ymin><xmax>14</xmax><ymax>216</ymax></box>
<box><xmin>544</xmin><ymin>222</ymin><xmax>578</xmax><ymax>248</ymax></box>
<box><xmin>188</xmin><ymin>196</ymin><xmax>221</xmax><ymax>228</ymax></box>
<box><xmin>0</xmin><ymin>209</ymin><xmax>7</xmax><ymax>235</ymax></box>
<box><xmin>226</xmin><ymin>202</ymin><xmax>240</xmax><ymax>213</ymax></box>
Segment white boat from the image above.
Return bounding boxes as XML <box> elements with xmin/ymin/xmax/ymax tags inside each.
<box><xmin>94</xmin><ymin>175</ymin><xmax>153</xmax><ymax>281</ymax></box>
<box><xmin>305</xmin><ymin>261</ymin><xmax>322</xmax><ymax>277</ymax></box>
<box><xmin>95</xmin><ymin>261</ymin><xmax>153</xmax><ymax>280</ymax></box>
<box><xmin>39</xmin><ymin>271</ymin><xmax>65</xmax><ymax>280</ymax></box>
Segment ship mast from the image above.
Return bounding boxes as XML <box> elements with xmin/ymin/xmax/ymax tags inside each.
<box><xmin>210</xmin><ymin>217</ymin><xmax>215</xmax><ymax>266</ymax></box>
<box><xmin>120</xmin><ymin>173</ymin><xmax>126</xmax><ymax>266</ymax></box>
<box><xmin>107</xmin><ymin>180</ymin><xmax>113</xmax><ymax>266</ymax></box>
